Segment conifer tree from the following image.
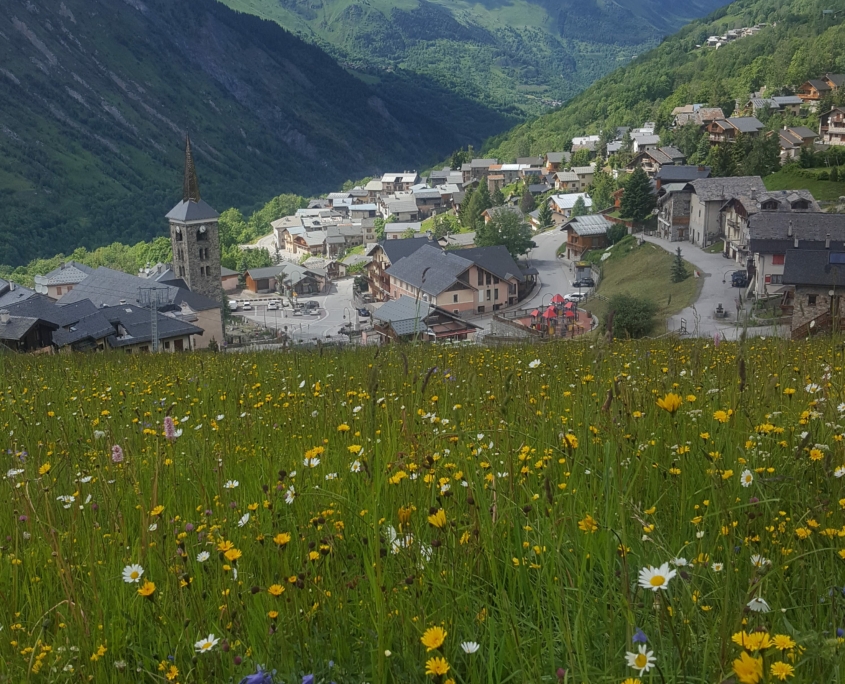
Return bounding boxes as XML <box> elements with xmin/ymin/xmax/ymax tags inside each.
<box><xmin>671</xmin><ymin>246</ymin><xmax>689</xmax><ymax>283</ymax></box>
<box><xmin>620</xmin><ymin>167</ymin><xmax>656</xmax><ymax>223</ymax></box>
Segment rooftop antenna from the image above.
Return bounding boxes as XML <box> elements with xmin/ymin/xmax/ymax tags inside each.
<box><xmin>139</xmin><ymin>287</ymin><xmax>168</xmax><ymax>352</ymax></box>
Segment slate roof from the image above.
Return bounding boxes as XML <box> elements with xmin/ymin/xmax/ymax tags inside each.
<box><xmin>367</xmin><ymin>238</ymin><xmax>441</xmax><ymax>265</ymax></box>
<box><xmin>165</xmin><ymin>199</ymin><xmax>220</xmax><ymax>222</ymax></box>
<box><xmin>36</xmin><ymin>261</ymin><xmax>95</xmax><ymax>286</ymax></box>
<box><xmin>438</xmin><ymin>232</ymin><xmax>476</xmax><ymax>247</ymax></box>
<box><xmin>555</xmin><ymin>171</ymin><xmax>579</xmax><ymax>182</ymax></box>
<box><xmin>484</xmin><ymin>206</ymin><xmax>524</xmax><ymax>221</ymax></box>
<box><xmin>747</xmin><ymin>213</ymin><xmax>845</xmax><ymax>253</ymax></box>
<box><xmin>633</xmin><ymin>134</ymin><xmax>661</xmax><ymax>146</ymax></box>
<box><xmin>385</xmin><ymin>222</ymin><xmax>423</xmax><ymax>233</ymax></box>
<box><xmin>529</xmin><ymin>183</ymin><xmax>552</xmax><ymax>194</ymax></box>
<box><xmin>451</xmin><ymin>245</ymin><xmax>525</xmax><ymax>282</ymax></box>
<box><xmin>470</xmin><ymin>159</ymin><xmax>498</xmax><ymax>168</ymax></box>
<box><xmin>655</xmin><ymin>165</ymin><xmax>711</xmax><ymax>182</ymax></box>
<box><xmin>386</xmin><ymin>245</ymin><xmax>472</xmax><ymax>296</ymax></box>
<box><xmin>3</xmin><ymin>295</ymin><xmax>97</xmax><ymax>327</ymax></box>
<box><xmin>57</xmin><ymin>267</ymin><xmax>221</xmax><ymax>311</ymax></box>
<box><xmin>0</xmin><ymin>316</ymin><xmax>43</xmax><ymax>342</ymax></box>
<box><xmin>826</xmin><ymin>73</ymin><xmax>845</xmax><ymax>88</ymax></box>
<box><xmin>0</xmin><ymin>283</ymin><xmax>36</xmax><ymax>308</ymax></box>
<box><xmin>806</xmin><ymin>79</ymin><xmax>832</xmax><ymax>92</ymax></box>
<box><xmin>103</xmin><ymin>304</ymin><xmax>203</xmax><ymax>348</ymax></box>
<box><xmin>52</xmin><ymin>311</ymin><xmax>116</xmax><ymax>348</ymax></box>
<box><xmin>220</xmin><ymin>267</ymin><xmax>239</xmax><ymax>277</ymax></box>
<box><xmin>550</xmin><ymin>194</ymin><xmax>593</xmax><ymax>210</ymax></box>
<box><xmin>790</xmin><ymin>126</ymin><xmax>818</xmax><ymax>139</ymax></box>
<box><xmin>726</xmin><ymin>116</ymin><xmax>764</xmax><ymax>133</ymax></box>
<box><xmin>563</xmin><ymin>215</ymin><xmax>613</xmax><ymax>236</ymax></box>
<box><xmin>782</xmin><ymin>249</ymin><xmax>845</xmax><ymax>286</ymax></box>
<box><xmin>246</xmin><ymin>265</ymin><xmax>286</xmax><ymax>280</ymax></box>
<box><xmin>772</xmin><ymin>95</ymin><xmax>803</xmax><ymax>106</ymax></box>
<box><xmin>372</xmin><ymin>296</ymin><xmax>434</xmax><ymax>336</ymax></box>
<box><xmin>691</xmin><ymin>176</ymin><xmax>765</xmax><ymax>202</ymax></box>
<box><xmin>385</xmin><ymin>199</ymin><xmax>419</xmax><ymax>215</ymax></box>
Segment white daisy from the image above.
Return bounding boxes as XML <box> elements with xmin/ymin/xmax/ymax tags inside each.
<box><xmin>528</xmin><ymin>359</ymin><xmax>541</xmax><ymax>369</ymax></box>
<box><xmin>325</xmin><ymin>473</ymin><xmax>338</xmax><ymax>480</ymax></box>
<box><xmin>740</xmin><ymin>469</ymin><xmax>754</xmax><ymax>487</ymax></box>
<box><xmin>625</xmin><ymin>645</ymin><xmax>656</xmax><ymax>675</ymax></box>
<box><xmin>122</xmin><ymin>564</ymin><xmax>144</xmax><ymax>583</ymax></box>
<box><xmin>747</xmin><ymin>597</ymin><xmax>771</xmax><ymax>612</ymax></box>
<box><xmin>148</xmin><ymin>523</ymin><xmax>158</xmax><ymax>532</ymax></box>
<box><xmin>461</xmin><ymin>641</ymin><xmax>481</xmax><ymax>654</ymax></box>
<box><xmin>224</xmin><ymin>480</ymin><xmax>239</xmax><ymax>489</ymax></box>
<box><xmin>835</xmin><ymin>466</ymin><xmax>845</xmax><ymax>478</ymax></box>
<box><xmin>238</xmin><ymin>513</ymin><xmax>250</xmax><ymax>527</ymax></box>
<box><xmin>194</xmin><ymin>634</ymin><xmax>219</xmax><ymax>654</ymax></box>
<box><xmin>805</xmin><ymin>383</ymin><xmax>821</xmax><ymax>393</ymax></box>
<box><xmin>196</xmin><ymin>551</ymin><xmax>210</xmax><ymax>563</ymax></box>
<box><xmin>6</xmin><ymin>468</ymin><xmax>24</xmax><ymax>478</ymax></box>
<box><xmin>285</xmin><ymin>486</ymin><xmax>296</xmax><ymax>505</ymax></box>
<box><xmin>710</xmin><ymin>562</ymin><xmax>724</xmax><ymax>572</ymax></box>
<box><xmin>670</xmin><ymin>557</ymin><xmax>688</xmax><ymax>567</ymax></box>
<box><xmin>56</xmin><ymin>495</ymin><xmax>75</xmax><ymax>509</ymax></box>
<box><xmin>304</xmin><ymin>457</ymin><xmax>321</xmax><ymax>468</ymax></box>
<box><xmin>350</xmin><ymin>460</ymin><xmax>362</xmax><ymax>473</ymax></box>
<box><xmin>637</xmin><ymin>562</ymin><xmax>677</xmax><ymax>591</ymax></box>
<box><xmin>751</xmin><ymin>554</ymin><xmax>771</xmax><ymax>567</ymax></box>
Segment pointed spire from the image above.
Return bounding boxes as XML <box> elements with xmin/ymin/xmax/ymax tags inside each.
<box><xmin>183</xmin><ymin>135</ymin><xmax>201</xmax><ymax>203</ymax></box>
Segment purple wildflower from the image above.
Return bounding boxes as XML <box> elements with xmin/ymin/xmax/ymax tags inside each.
<box><xmin>632</xmin><ymin>627</ymin><xmax>648</xmax><ymax>644</ymax></box>
<box><xmin>302</xmin><ymin>676</ymin><xmax>315</xmax><ymax>684</ymax></box>
<box><xmin>163</xmin><ymin>416</ymin><xmax>177</xmax><ymax>441</ymax></box>
<box><xmin>111</xmin><ymin>445</ymin><xmax>124</xmax><ymax>463</ymax></box>
<box><xmin>238</xmin><ymin>668</ymin><xmax>275</xmax><ymax>684</ymax></box>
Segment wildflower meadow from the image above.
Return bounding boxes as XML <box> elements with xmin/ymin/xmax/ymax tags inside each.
<box><xmin>1</xmin><ymin>338</ymin><xmax>844</xmax><ymax>683</ymax></box>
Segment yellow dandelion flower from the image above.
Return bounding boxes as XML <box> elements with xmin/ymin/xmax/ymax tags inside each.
<box><xmin>427</xmin><ymin>509</ymin><xmax>447</xmax><ymax>529</ymax></box>
<box><xmin>424</xmin><ymin>657</ymin><xmax>450</xmax><ymax>676</ymax></box>
<box><xmin>656</xmin><ymin>393</ymin><xmax>683</xmax><ymax>414</ymax></box>
<box><xmin>421</xmin><ymin>626</ymin><xmax>447</xmax><ymax>651</ymax></box>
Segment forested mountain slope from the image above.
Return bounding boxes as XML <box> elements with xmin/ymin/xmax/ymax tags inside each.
<box><xmin>484</xmin><ymin>0</ymin><xmax>845</xmax><ymax>159</ymax></box>
<box><xmin>0</xmin><ymin>0</ymin><xmax>508</xmax><ymax>267</ymax></box>
<box><xmin>221</xmin><ymin>0</ymin><xmax>729</xmax><ymax>117</ymax></box>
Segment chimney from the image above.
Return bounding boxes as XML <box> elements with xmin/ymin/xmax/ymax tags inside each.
<box><xmin>9</xmin><ymin>282</ymin><xmax>15</xmax><ymax>291</ymax></box>
<box><xmin>119</xmin><ymin>299</ymin><xmax>126</xmax><ymax>305</ymax></box>
<box><xmin>794</xmin><ymin>237</ymin><xmax>799</xmax><ymax>248</ymax></box>
<box><xmin>0</xmin><ymin>310</ymin><xmax>9</xmax><ymax>324</ymax></box>
<box><xmin>787</xmin><ymin>220</ymin><xmax>793</xmax><ymax>237</ymax></box>
<box><xmin>826</xmin><ymin>233</ymin><xmax>831</xmax><ymax>249</ymax></box>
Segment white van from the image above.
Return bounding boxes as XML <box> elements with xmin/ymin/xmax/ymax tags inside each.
<box><xmin>228</xmin><ymin>299</ymin><xmax>240</xmax><ymax>311</ymax></box>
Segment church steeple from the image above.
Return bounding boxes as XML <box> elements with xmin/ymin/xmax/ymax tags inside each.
<box><xmin>183</xmin><ymin>136</ymin><xmax>201</xmax><ymax>203</ymax></box>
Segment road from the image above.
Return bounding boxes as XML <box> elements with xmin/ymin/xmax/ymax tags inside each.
<box><xmin>641</xmin><ymin>234</ymin><xmax>789</xmax><ymax>340</ymax></box>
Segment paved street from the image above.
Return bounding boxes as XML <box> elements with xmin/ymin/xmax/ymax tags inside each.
<box><xmin>641</xmin><ymin>234</ymin><xmax>789</xmax><ymax>340</ymax></box>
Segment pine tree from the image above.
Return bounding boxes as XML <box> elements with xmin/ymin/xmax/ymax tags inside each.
<box><xmin>571</xmin><ymin>196</ymin><xmax>588</xmax><ymax>217</ymax></box>
<box><xmin>671</xmin><ymin>246</ymin><xmax>689</xmax><ymax>283</ymax></box>
<box><xmin>707</xmin><ymin>143</ymin><xmax>736</xmax><ymax>178</ymax></box>
<box><xmin>520</xmin><ymin>187</ymin><xmax>536</xmax><ymax>213</ymax></box>
<box><xmin>620</xmin><ymin>168</ymin><xmax>656</xmax><ymax>223</ymax></box>
<box><xmin>492</xmin><ymin>187</ymin><xmax>505</xmax><ymax>206</ymax></box>
<box><xmin>831</xmin><ymin>165</ymin><xmax>840</xmax><ymax>183</ymax></box>
<box><xmin>537</xmin><ymin>201</ymin><xmax>554</xmax><ymax>230</ymax></box>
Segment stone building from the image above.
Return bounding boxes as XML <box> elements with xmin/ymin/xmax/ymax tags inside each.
<box><xmin>782</xmin><ymin>248</ymin><xmax>845</xmax><ymax>339</ymax></box>
<box><xmin>166</xmin><ymin>137</ymin><xmax>222</xmax><ymax>302</ymax></box>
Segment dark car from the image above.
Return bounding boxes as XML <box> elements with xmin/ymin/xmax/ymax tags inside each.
<box><xmin>573</xmin><ymin>277</ymin><xmax>595</xmax><ymax>288</ymax></box>
<box><xmin>357</xmin><ymin>308</ymin><xmax>371</xmax><ymax>317</ymax></box>
<box><xmin>302</xmin><ymin>300</ymin><xmax>319</xmax><ymax>311</ymax></box>
<box><xmin>731</xmin><ymin>271</ymin><xmax>748</xmax><ymax>288</ymax></box>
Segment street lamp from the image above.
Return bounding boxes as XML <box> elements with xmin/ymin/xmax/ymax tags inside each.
<box><xmin>722</xmin><ymin>268</ymin><xmax>736</xmax><ymax>284</ymax></box>
<box><xmin>541</xmin><ymin>293</ymin><xmax>553</xmax><ymax>308</ymax></box>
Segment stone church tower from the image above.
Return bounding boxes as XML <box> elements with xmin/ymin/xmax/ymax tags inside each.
<box><xmin>166</xmin><ymin>137</ymin><xmax>221</xmax><ymax>301</ymax></box>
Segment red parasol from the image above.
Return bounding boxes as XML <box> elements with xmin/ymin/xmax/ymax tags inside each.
<box><xmin>530</xmin><ymin>309</ymin><xmax>540</xmax><ymax>318</ymax></box>
<box><xmin>550</xmin><ymin>294</ymin><xmax>565</xmax><ymax>304</ymax></box>
<box><xmin>564</xmin><ymin>310</ymin><xmax>576</xmax><ymax>318</ymax></box>
<box><xmin>542</xmin><ymin>307</ymin><xmax>557</xmax><ymax>319</ymax></box>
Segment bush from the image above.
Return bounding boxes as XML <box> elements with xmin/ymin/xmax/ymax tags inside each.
<box><xmin>818</xmin><ymin>170</ymin><xmax>830</xmax><ymax>181</ymax></box>
<box><xmin>606</xmin><ymin>294</ymin><xmax>658</xmax><ymax>338</ymax></box>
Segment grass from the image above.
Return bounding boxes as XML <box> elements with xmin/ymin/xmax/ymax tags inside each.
<box><xmin>1</xmin><ymin>339</ymin><xmax>844</xmax><ymax>683</ymax></box>
<box><xmin>584</xmin><ymin>239</ymin><xmax>702</xmax><ymax>331</ymax></box>
<box><xmin>764</xmin><ymin>169</ymin><xmax>845</xmax><ymax>202</ymax></box>
<box><xmin>704</xmin><ymin>240</ymin><xmax>725</xmax><ymax>254</ymax></box>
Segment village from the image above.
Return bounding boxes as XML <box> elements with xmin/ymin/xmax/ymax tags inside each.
<box><xmin>3</xmin><ymin>70</ymin><xmax>845</xmax><ymax>353</ymax></box>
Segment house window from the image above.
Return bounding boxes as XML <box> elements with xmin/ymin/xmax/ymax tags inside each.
<box><xmin>477</xmin><ymin>270</ymin><xmax>483</xmax><ymax>286</ymax></box>
<box><xmin>56</xmin><ymin>286</ymin><xmax>62</xmax><ymax>296</ymax></box>
<box><xmin>772</xmin><ymin>254</ymin><xmax>785</xmax><ymax>265</ymax></box>
<box><xmin>770</xmin><ymin>274</ymin><xmax>783</xmax><ymax>284</ymax></box>
<box><xmin>494</xmin><ymin>288</ymin><xmax>499</xmax><ymax>300</ymax></box>
<box><xmin>486</xmin><ymin>289</ymin><xmax>491</xmax><ymax>301</ymax></box>
<box><xmin>453</xmin><ymin>294</ymin><xmax>458</xmax><ymax>303</ymax></box>
<box><xmin>808</xmin><ymin>294</ymin><xmax>818</xmax><ymax>306</ymax></box>
<box><xmin>477</xmin><ymin>306</ymin><xmax>485</xmax><ymax>313</ymax></box>
<box><xmin>486</xmin><ymin>273</ymin><xmax>492</xmax><ymax>285</ymax></box>
<box><xmin>164</xmin><ymin>340</ymin><xmax>171</xmax><ymax>349</ymax></box>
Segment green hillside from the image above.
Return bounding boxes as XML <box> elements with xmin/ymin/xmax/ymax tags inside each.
<box><xmin>0</xmin><ymin>0</ymin><xmax>511</xmax><ymax>268</ymax></box>
<box><xmin>484</xmin><ymin>0</ymin><xmax>845</xmax><ymax>159</ymax></box>
<box><xmin>220</xmin><ymin>0</ymin><xmax>729</xmax><ymax>117</ymax></box>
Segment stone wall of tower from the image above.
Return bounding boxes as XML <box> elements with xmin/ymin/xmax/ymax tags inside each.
<box><xmin>170</xmin><ymin>219</ymin><xmax>222</xmax><ymax>301</ymax></box>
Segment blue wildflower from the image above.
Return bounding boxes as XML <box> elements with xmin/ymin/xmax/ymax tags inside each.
<box><xmin>302</xmin><ymin>676</ymin><xmax>315</xmax><ymax>684</ymax></box>
<box><xmin>632</xmin><ymin>627</ymin><xmax>648</xmax><ymax>644</ymax></box>
<box><xmin>239</xmin><ymin>667</ymin><xmax>274</xmax><ymax>684</ymax></box>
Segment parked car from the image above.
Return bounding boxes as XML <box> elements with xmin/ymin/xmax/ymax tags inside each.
<box><xmin>241</xmin><ymin>301</ymin><xmax>252</xmax><ymax>311</ymax></box>
<box><xmin>357</xmin><ymin>308</ymin><xmax>371</xmax><ymax>318</ymax></box>
<box><xmin>361</xmin><ymin>294</ymin><xmax>374</xmax><ymax>303</ymax></box>
<box><xmin>573</xmin><ymin>277</ymin><xmax>595</xmax><ymax>288</ymax></box>
<box><xmin>564</xmin><ymin>293</ymin><xmax>585</xmax><ymax>302</ymax></box>
<box><xmin>303</xmin><ymin>300</ymin><xmax>319</xmax><ymax>311</ymax></box>
<box><xmin>267</xmin><ymin>301</ymin><xmax>280</xmax><ymax>311</ymax></box>
<box><xmin>228</xmin><ymin>299</ymin><xmax>239</xmax><ymax>312</ymax></box>
<box><xmin>731</xmin><ymin>271</ymin><xmax>749</xmax><ymax>288</ymax></box>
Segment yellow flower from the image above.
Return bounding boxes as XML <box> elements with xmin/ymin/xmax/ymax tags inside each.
<box><xmin>273</xmin><ymin>532</ymin><xmax>291</xmax><ymax>546</ymax></box>
<box><xmin>562</xmin><ymin>433</ymin><xmax>578</xmax><ymax>449</ymax></box>
<box><xmin>150</xmin><ymin>505</ymin><xmax>165</xmax><ymax>517</ymax></box>
<box><xmin>38</xmin><ymin>463</ymin><xmax>51</xmax><ymax>476</ymax></box>
<box><xmin>224</xmin><ymin>548</ymin><xmax>242</xmax><ymax>563</ymax></box>
<box><xmin>700</xmin><ymin>432</ymin><xmax>710</xmax><ymax>440</ymax></box>
<box><xmin>217</xmin><ymin>540</ymin><xmax>234</xmax><ymax>552</ymax></box>
<box><xmin>769</xmin><ymin>661</ymin><xmax>795</xmax><ymax>680</ymax></box>
<box><xmin>424</xmin><ymin>656</ymin><xmax>450</xmax><ymax>676</ymax></box>
<box><xmin>137</xmin><ymin>580</ymin><xmax>156</xmax><ymax>598</ymax></box>
<box><xmin>772</xmin><ymin>634</ymin><xmax>796</xmax><ymax>650</ymax></box>
<box><xmin>656</xmin><ymin>393</ymin><xmax>682</xmax><ymax>414</ymax></box>
<box><xmin>165</xmin><ymin>665</ymin><xmax>179</xmax><ymax>681</ymax></box>
<box><xmin>337</xmin><ymin>424</ymin><xmax>350</xmax><ymax>432</ymax></box>
<box><xmin>622</xmin><ymin>680</ymin><xmax>642</xmax><ymax>684</ymax></box>
<box><xmin>421</xmin><ymin>626</ymin><xmax>447</xmax><ymax>651</ymax></box>
<box><xmin>783</xmin><ymin>388</ymin><xmax>796</xmax><ymax>396</ymax></box>
<box><xmin>731</xmin><ymin>631</ymin><xmax>771</xmax><ymax>651</ymax></box>
<box><xmin>732</xmin><ymin>651</ymin><xmax>763</xmax><ymax>684</ymax></box>
<box><xmin>427</xmin><ymin>509</ymin><xmax>447</xmax><ymax>529</ymax></box>
<box><xmin>809</xmin><ymin>448</ymin><xmax>824</xmax><ymax>461</ymax></box>
<box><xmin>398</xmin><ymin>505</ymin><xmax>413</xmax><ymax>526</ymax></box>
<box><xmin>268</xmin><ymin>610</ymin><xmax>279</xmax><ymax>619</ymax></box>
<box><xmin>713</xmin><ymin>410</ymin><xmax>730</xmax><ymax>423</ymax></box>
<box><xmin>578</xmin><ymin>514</ymin><xmax>598</xmax><ymax>533</ymax></box>
<box><xmin>686</xmin><ymin>394</ymin><xmax>696</xmax><ymax>402</ymax></box>
<box><xmin>267</xmin><ymin>584</ymin><xmax>285</xmax><ymax>596</ymax></box>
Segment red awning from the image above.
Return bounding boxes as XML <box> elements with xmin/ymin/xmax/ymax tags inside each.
<box><xmin>564</xmin><ymin>310</ymin><xmax>576</xmax><ymax>318</ymax></box>
<box><xmin>551</xmin><ymin>294</ymin><xmax>565</xmax><ymax>304</ymax></box>
<box><xmin>542</xmin><ymin>307</ymin><xmax>557</xmax><ymax>319</ymax></box>
<box><xmin>530</xmin><ymin>309</ymin><xmax>540</xmax><ymax>317</ymax></box>
<box><xmin>564</xmin><ymin>301</ymin><xmax>575</xmax><ymax>308</ymax></box>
